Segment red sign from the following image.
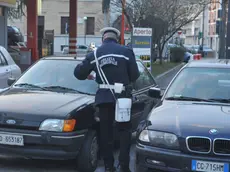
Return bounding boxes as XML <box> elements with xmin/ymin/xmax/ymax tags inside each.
<box><xmin>178</xmin><ymin>30</ymin><xmax>182</xmax><ymax>35</ymax></box>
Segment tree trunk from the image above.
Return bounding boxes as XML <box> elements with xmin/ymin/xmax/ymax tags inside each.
<box><xmin>158</xmin><ymin>43</ymin><xmax>163</xmax><ymax>64</ymax></box>
<box><xmin>104</xmin><ymin>11</ymin><xmax>109</xmax><ymax>27</ymax></box>
<box><xmin>219</xmin><ymin>0</ymin><xmax>227</xmax><ymax>59</ymax></box>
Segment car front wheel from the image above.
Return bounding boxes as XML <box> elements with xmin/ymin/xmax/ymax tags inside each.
<box><xmin>136</xmin><ymin>153</ymin><xmax>150</xmax><ymax>172</ymax></box>
<box><xmin>77</xmin><ymin>130</ymin><xmax>99</xmax><ymax>172</ymax></box>
<box><xmin>135</xmin><ymin>164</ymin><xmax>150</xmax><ymax>172</ymax></box>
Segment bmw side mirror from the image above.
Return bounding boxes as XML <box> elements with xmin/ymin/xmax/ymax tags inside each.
<box><xmin>7</xmin><ymin>77</ymin><xmax>16</xmax><ymax>86</ymax></box>
<box><xmin>148</xmin><ymin>87</ymin><xmax>162</xmax><ymax>99</ymax></box>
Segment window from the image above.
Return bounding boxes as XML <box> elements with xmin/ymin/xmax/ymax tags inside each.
<box><xmin>0</xmin><ymin>7</ymin><xmax>3</xmax><ymax>16</ymax></box>
<box><xmin>61</xmin><ymin>16</ymin><xmax>69</xmax><ymax>34</ymax></box>
<box><xmin>14</xmin><ymin>60</ymin><xmax>98</xmax><ymax>95</ymax></box>
<box><xmin>86</xmin><ymin>17</ymin><xmax>95</xmax><ymax>35</ymax></box>
<box><xmin>12</xmin><ymin>26</ymin><xmax>20</xmax><ymax>33</ymax></box>
<box><xmin>165</xmin><ymin>67</ymin><xmax>230</xmax><ymax>100</ymax></box>
<box><xmin>134</xmin><ymin>61</ymin><xmax>156</xmax><ymax>90</ymax></box>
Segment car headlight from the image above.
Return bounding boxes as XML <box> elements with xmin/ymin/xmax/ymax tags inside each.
<box><xmin>139</xmin><ymin>130</ymin><xmax>179</xmax><ymax>149</ymax></box>
<box><xmin>39</xmin><ymin>119</ymin><xmax>76</xmax><ymax>132</ymax></box>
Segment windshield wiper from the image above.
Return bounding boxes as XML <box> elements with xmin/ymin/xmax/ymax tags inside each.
<box><xmin>165</xmin><ymin>96</ymin><xmax>214</xmax><ymax>102</ymax></box>
<box><xmin>14</xmin><ymin>83</ymin><xmax>46</xmax><ymax>90</ymax></box>
<box><xmin>43</xmin><ymin>86</ymin><xmax>77</xmax><ymax>92</ymax></box>
<box><xmin>208</xmin><ymin>98</ymin><xmax>230</xmax><ymax>103</ymax></box>
<box><xmin>41</xmin><ymin>86</ymin><xmax>93</xmax><ymax>95</ymax></box>
<box><xmin>43</xmin><ymin>86</ymin><xmax>92</xmax><ymax>95</ymax></box>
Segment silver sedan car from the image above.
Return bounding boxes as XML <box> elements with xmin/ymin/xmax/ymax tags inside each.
<box><xmin>0</xmin><ymin>46</ymin><xmax>21</xmax><ymax>89</ymax></box>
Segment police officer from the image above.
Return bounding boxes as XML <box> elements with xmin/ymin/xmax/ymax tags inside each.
<box><xmin>74</xmin><ymin>27</ymin><xmax>140</xmax><ymax>172</ymax></box>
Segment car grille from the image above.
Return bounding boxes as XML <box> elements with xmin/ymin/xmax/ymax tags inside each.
<box><xmin>214</xmin><ymin>139</ymin><xmax>230</xmax><ymax>155</ymax></box>
<box><xmin>186</xmin><ymin>137</ymin><xmax>211</xmax><ymax>153</ymax></box>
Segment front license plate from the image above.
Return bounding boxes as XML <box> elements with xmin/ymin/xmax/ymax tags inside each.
<box><xmin>0</xmin><ymin>133</ymin><xmax>24</xmax><ymax>146</ymax></box>
<box><xmin>192</xmin><ymin>160</ymin><xmax>229</xmax><ymax>172</ymax></box>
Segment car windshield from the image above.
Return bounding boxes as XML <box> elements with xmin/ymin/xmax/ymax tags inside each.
<box><xmin>164</xmin><ymin>67</ymin><xmax>230</xmax><ymax>103</ymax></box>
<box><xmin>13</xmin><ymin>59</ymin><xmax>98</xmax><ymax>95</ymax></box>
<box><xmin>12</xmin><ymin>27</ymin><xmax>20</xmax><ymax>33</ymax></box>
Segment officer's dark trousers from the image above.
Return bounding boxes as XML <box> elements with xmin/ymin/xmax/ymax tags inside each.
<box><xmin>98</xmin><ymin>103</ymin><xmax>132</xmax><ymax>169</ymax></box>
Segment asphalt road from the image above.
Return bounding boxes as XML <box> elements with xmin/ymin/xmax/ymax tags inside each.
<box><xmin>0</xmin><ymin>65</ymin><xmax>183</xmax><ymax>172</ymax></box>
<box><xmin>156</xmin><ymin>64</ymin><xmax>184</xmax><ymax>90</ymax></box>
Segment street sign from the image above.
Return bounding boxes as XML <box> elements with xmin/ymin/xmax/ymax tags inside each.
<box><xmin>132</xmin><ymin>27</ymin><xmax>152</xmax><ymax>70</ymax></box>
<box><xmin>178</xmin><ymin>30</ymin><xmax>182</xmax><ymax>35</ymax></box>
<box><xmin>133</xmin><ymin>28</ymin><xmax>152</xmax><ymax>36</ymax></box>
<box><xmin>198</xmin><ymin>32</ymin><xmax>203</xmax><ymax>39</ymax></box>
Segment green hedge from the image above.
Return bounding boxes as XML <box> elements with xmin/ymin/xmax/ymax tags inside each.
<box><xmin>170</xmin><ymin>47</ymin><xmax>186</xmax><ymax>62</ymax></box>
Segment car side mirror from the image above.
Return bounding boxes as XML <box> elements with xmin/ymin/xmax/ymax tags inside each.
<box><xmin>7</xmin><ymin>77</ymin><xmax>16</xmax><ymax>86</ymax></box>
<box><xmin>148</xmin><ymin>87</ymin><xmax>162</xmax><ymax>99</ymax></box>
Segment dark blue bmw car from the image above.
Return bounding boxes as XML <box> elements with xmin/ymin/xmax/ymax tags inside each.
<box><xmin>136</xmin><ymin>59</ymin><xmax>230</xmax><ymax>172</ymax></box>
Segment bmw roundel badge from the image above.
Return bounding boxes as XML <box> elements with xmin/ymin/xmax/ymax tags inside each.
<box><xmin>209</xmin><ymin>129</ymin><xmax>218</xmax><ymax>135</ymax></box>
<box><xmin>6</xmin><ymin>119</ymin><xmax>16</xmax><ymax>125</ymax></box>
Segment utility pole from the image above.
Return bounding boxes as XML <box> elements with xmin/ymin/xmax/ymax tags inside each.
<box><xmin>219</xmin><ymin>0</ymin><xmax>227</xmax><ymax>59</ymax></box>
<box><xmin>226</xmin><ymin>0</ymin><xmax>230</xmax><ymax>58</ymax></box>
<box><xmin>104</xmin><ymin>13</ymin><xmax>108</xmax><ymax>27</ymax></box>
<box><xmin>121</xmin><ymin>0</ymin><xmax>125</xmax><ymax>45</ymax></box>
<box><xmin>201</xmin><ymin>5</ymin><xmax>205</xmax><ymax>49</ymax></box>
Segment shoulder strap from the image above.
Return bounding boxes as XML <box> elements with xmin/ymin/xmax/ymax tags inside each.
<box><xmin>94</xmin><ymin>49</ymin><xmax>116</xmax><ymax>100</ymax></box>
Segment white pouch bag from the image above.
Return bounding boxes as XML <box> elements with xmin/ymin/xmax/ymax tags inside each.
<box><xmin>115</xmin><ymin>98</ymin><xmax>132</xmax><ymax>122</ymax></box>
<box><xmin>94</xmin><ymin>49</ymin><xmax>132</xmax><ymax>122</ymax></box>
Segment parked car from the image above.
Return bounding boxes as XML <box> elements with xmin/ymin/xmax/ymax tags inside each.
<box><xmin>184</xmin><ymin>51</ymin><xmax>194</xmax><ymax>63</ymax></box>
<box><xmin>0</xmin><ymin>56</ymin><xmax>159</xmax><ymax>172</ymax></box>
<box><xmin>136</xmin><ymin>59</ymin><xmax>230</xmax><ymax>172</ymax></box>
<box><xmin>62</xmin><ymin>45</ymin><xmax>88</xmax><ymax>55</ymax></box>
<box><xmin>0</xmin><ymin>46</ymin><xmax>21</xmax><ymax>89</ymax></box>
<box><xmin>183</xmin><ymin>44</ymin><xmax>194</xmax><ymax>53</ymax></box>
<box><xmin>7</xmin><ymin>26</ymin><xmax>24</xmax><ymax>46</ymax></box>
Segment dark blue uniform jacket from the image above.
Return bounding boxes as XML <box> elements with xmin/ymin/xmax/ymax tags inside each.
<box><xmin>74</xmin><ymin>38</ymin><xmax>140</xmax><ymax>105</ymax></box>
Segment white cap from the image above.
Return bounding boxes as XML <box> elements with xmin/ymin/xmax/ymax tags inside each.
<box><xmin>100</xmin><ymin>27</ymin><xmax>120</xmax><ymax>37</ymax></box>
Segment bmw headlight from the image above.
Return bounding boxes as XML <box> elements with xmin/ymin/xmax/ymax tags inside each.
<box><xmin>139</xmin><ymin>130</ymin><xmax>179</xmax><ymax>149</ymax></box>
<box><xmin>39</xmin><ymin>119</ymin><xmax>76</xmax><ymax>132</ymax></box>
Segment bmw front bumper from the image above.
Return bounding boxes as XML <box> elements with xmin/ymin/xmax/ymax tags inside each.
<box><xmin>136</xmin><ymin>142</ymin><xmax>230</xmax><ymax>172</ymax></box>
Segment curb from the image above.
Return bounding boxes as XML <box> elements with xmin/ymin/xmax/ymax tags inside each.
<box><xmin>156</xmin><ymin>63</ymin><xmax>184</xmax><ymax>79</ymax></box>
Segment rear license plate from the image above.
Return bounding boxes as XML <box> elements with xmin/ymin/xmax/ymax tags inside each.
<box><xmin>0</xmin><ymin>133</ymin><xmax>24</xmax><ymax>146</ymax></box>
<box><xmin>192</xmin><ymin>160</ymin><xmax>229</xmax><ymax>172</ymax></box>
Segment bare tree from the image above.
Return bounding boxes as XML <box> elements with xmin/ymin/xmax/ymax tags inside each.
<box><xmin>95</xmin><ymin>14</ymin><xmax>105</xmax><ymax>32</ymax></box>
<box><xmin>7</xmin><ymin>0</ymin><xmax>26</xmax><ymax>20</ymax></box>
<box><xmin>102</xmin><ymin>0</ymin><xmax>111</xmax><ymax>26</ymax></box>
<box><xmin>111</xmin><ymin>0</ymin><xmax>211</xmax><ymax>63</ymax></box>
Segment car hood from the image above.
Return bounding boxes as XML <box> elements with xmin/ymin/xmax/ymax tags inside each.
<box><xmin>0</xmin><ymin>88</ymin><xmax>95</xmax><ymax>121</ymax></box>
<box><xmin>148</xmin><ymin>100</ymin><xmax>230</xmax><ymax>138</ymax></box>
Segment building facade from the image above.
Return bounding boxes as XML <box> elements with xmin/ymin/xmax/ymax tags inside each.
<box><xmin>208</xmin><ymin>0</ymin><xmax>220</xmax><ymax>52</ymax></box>
<box><xmin>8</xmin><ymin>0</ymin><xmax>104</xmax><ymax>53</ymax></box>
<box><xmin>182</xmin><ymin>6</ymin><xmax>209</xmax><ymax>46</ymax></box>
<box><xmin>0</xmin><ymin>0</ymin><xmax>17</xmax><ymax>48</ymax></box>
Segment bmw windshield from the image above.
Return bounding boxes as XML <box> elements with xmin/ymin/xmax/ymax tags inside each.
<box><xmin>164</xmin><ymin>67</ymin><xmax>230</xmax><ymax>103</ymax></box>
<box><xmin>13</xmin><ymin>59</ymin><xmax>98</xmax><ymax>95</ymax></box>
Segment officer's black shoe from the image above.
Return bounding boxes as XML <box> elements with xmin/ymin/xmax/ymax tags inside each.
<box><xmin>105</xmin><ymin>166</ymin><xmax>116</xmax><ymax>172</ymax></box>
<box><xmin>116</xmin><ymin>165</ymin><xmax>131</xmax><ymax>172</ymax></box>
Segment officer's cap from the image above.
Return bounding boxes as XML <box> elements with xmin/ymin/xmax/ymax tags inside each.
<box><xmin>100</xmin><ymin>27</ymin><xmax>120</xmax><ymax>37</ymax></box>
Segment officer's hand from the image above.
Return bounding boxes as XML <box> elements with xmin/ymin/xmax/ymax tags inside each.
<box><xmin>87</xmin><ymin>74</ymin><xmax>95</xmax><ymax>80</ymax></box>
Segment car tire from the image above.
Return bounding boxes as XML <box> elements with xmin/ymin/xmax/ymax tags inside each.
<box><xmin>77</xmin><ymin>130</ymin><xmax>99</xmax><ymax>172</ymax></box>
<box><xmin>135</xmin><ymin>164</ymin><xmax>149</xmax><ymax>172</ymax></box>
